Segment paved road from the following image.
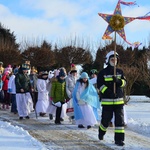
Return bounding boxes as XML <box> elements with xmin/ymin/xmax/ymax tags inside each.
<box><xmin>1</xmin><ymin>109</ymin><xmax>150</xmax><ymax>150</ymax></box>
<box><xmin>0</xmin><ymin>110</ymin><xmax>112</xmax><ymax>150</ymax></box>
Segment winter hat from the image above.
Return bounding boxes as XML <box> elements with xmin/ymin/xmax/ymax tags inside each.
<box><xmin>31</xmin><ymin>66</ymin><xmax>37</xmax><ymax>73</ymax></box>
<box><xmin>90</xmin><ymin>69</ymin><xmax>98</xmax><ymax>75</ymax></box>
<box><xmin>41</xmin><ymin>71</ymin><xmax>48</xmax><ymax>76</ymax></box>
<box><xmin>21</xmin><ymin>63</ymin><xmax>30</xmax><ymax>70</ymax></box>
<box><xmin>59</xmin><ymin>68</ymin><xmax>66</xmax><ymax>77</ymax></box>
<box><xmin>80</xmin><ymin>72</ymin><xmax>89</xmax><ymax>79</ymax></box>
<box><xmin>5</xmin><ymin>65</ymin><xmax>12</xmax><ymax>73</ymax></box>
<box><xmin>70</xmin><ymin>64</ymin><xmax>77</xmax><ymax>74</ymax></box>
<box><xmin>25</xmin><ymin>60</ymin><xmax>30</xmax><ymax>65</ymax></box>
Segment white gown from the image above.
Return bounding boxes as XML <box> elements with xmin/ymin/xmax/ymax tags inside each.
<box><xmin>75</xmin><ymin>82</ymin><xmax>98</xmax><ymax>126</ymax></box>
<box><xmin>36</xmin><ymin>79</ymin><xmax>50</xmax><ymax>114</ymax></box>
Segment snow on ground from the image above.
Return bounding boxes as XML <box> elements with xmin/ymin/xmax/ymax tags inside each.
<box><xmin>0</xmin><ymin>120</ymin><xmax>47</xmax><ymax>150</ymax></box>
<box><xmin>0</xmin><ymin>95</ymin><xmax>150</xmax><ymax>150</ymax></box>
<box><xmin>126</xmin><ymin>96</ymin><xmax>150</xmax><ymax>137</ymax></box>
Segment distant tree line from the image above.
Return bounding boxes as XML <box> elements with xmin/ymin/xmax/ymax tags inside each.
<box><xmin>0</xmin><ymin>23</ymin><xmax>150</xmax><ymax>99</ymax></box>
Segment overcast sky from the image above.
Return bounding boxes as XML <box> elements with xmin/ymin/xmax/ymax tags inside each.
<box><xmin>0</xmin><ymin>0</ymin><xmax>149</xmax><ymax>49</ymax></box>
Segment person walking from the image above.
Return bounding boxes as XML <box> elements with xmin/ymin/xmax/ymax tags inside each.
<box><xmin>29</xmin><ymin>66</ymin><xmax>38</xmax><ymax>109</ymax></box>
<box><xmin>90</xmin><ymin>69</ymin><xmax>98</xmax><ymax>87</ymax></box>
<box><xmin>50</xmin><ymin>68</ymin><xmax>68</xmax><ymax>124</ymax></box>
<box><xmin>66</xmin><ymin>64</ymin><xmax>78</xmax><ymax>122</ymax></box>
<box><xmin>15</xmin><ymin>63</ymin><xmax>33</xmax><ymax>120</ymax></box>
<box><xmin>0</xmin><ymin>70</ymin><xmax>4</xmax><ymax>108</ymax></box>
<box><xmin>8</xmin><ymin>68</ymin><xmax>18</xmax><ymax>114</ymax></box>
<box><xmin>35</xmin><ymin>71</ymin><xmax>50</xmax><ymax>117</ymax></box>
<box><xmin>97</xmin><ymin>50</ymin><xmax>126</xmax><ymax>146</ymax></box>
<box><xmin>73</xmin><ymin>72</ymin><xmax>100</xmax><ymax>129</ymax></box>
<box><xmin>2</xmin><ymin>70</ymin><xmax>11</xmax><ymax>109</ymax></box>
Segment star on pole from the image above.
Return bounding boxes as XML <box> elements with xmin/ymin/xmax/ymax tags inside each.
<box><xmin>98</xmin><ymin>0</ymin><xmax>136</xmax><ymax>45</ymax></box>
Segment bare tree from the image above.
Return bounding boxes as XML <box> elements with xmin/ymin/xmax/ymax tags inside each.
<box><xmin>21</xmin><ymin>40</ymin><xmax>55</xmax><ymax>69</ymax></box>
<box><xmin>54</xmin><ymin>46</ymin><xmax>93</xmax><ymax>71</ymax></box>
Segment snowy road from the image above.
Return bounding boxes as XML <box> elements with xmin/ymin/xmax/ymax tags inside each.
<box><xmin>0</xmin><ymin>101</ymin><xmax>150</xmax><ymax>150</ymax></box>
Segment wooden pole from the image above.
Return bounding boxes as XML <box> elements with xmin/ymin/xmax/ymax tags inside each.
<box><xmin>114</xmin><ymin>31</ymin><xmax>117</xmax><ymax>94</ymax></box>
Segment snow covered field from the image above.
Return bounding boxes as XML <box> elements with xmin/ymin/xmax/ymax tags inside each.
<box><xmin>0</xmin><ymin>96</ymin><xmax>150</xmax><ymax>150</ymax></box>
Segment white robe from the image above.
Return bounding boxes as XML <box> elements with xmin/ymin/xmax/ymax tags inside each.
<box><xmin>36</xmin><ymin>79</ymin><xmax>50</xmax><ymax>114</ymax></box>
<box><xmin>16</xmin><ymin>92</ymin><xmax>33</xmax><ymax>117</ymax></box>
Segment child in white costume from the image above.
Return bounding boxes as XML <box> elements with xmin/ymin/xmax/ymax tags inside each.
<box><xmin>66</xmin><ymin>64</ymin><xmax>78</xmax><ymax>121</ymax></box>
<box><xmin>36</xmin><ymin>71</ymin><xmax>50</xmax><ymax>116</ymax></box>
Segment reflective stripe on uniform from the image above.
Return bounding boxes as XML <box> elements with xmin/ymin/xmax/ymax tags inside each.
<box><xmin>101</xmin><ymin>98</ymin><xmax>124</xmax><ymax>105</ymax></box>
<box><xmin>115</xmin><ymin>127</ymin><xmax>125</xmax><ymax>133</ymax></box>
<box><xmin>121</xmin><ymin>79</ymin><xmax>126</xmax><ymax>87</ymax></box>
<box><xmin>104</xmin><ymin>75</ymin><xmax>126</xmax><ymax>88</ymax></box>
<box><xmin>100</xmin><ymin>124</ymin><xmax>107</xmax><ymax>132</ymax></box>
<box><xmin>105</xmin><ymin>77</ymin><xmax>113</xmax><ymax>81</ymax></box>
<box><xmin>102</xmin><ymin>98</ymin><xmax>124</xmax><ymax>102</ymax></box>
<box><xmin>100</xmin><ymin>85</ymin><xmax>108</xmax><ymax>93</ymax></box>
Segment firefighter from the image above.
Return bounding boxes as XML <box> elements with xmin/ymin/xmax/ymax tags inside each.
<box><xmin>97</xmin><ymin>50</ymin><xmax>126</xmax><ymax>146</ymax></box>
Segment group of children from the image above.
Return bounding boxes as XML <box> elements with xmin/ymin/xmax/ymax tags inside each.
<box><xmin>0</xmin><ymin>61</ymin><xmax>101</xmax><ymax>129</ymax></box>
<box><xmin>35</xmin><ymin>64</ymin><xmax>100</xmax><ymax>128</ymax></box>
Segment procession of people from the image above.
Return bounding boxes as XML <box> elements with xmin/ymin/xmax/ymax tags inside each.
<box><xmin>0</xmin><ymin>50</ymin><xmax>127</xmax><ymax>146</ymax></box>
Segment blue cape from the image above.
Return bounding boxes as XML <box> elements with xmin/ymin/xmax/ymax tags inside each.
<box><xmin>72</xmin><ymin>81</ymin><xmax>100</xmax><ymax>120</ymax></box>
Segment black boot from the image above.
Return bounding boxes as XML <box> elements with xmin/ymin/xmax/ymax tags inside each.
<box><xmin>55</xmin><ymin>120</ymin><xmax>61</xmax><ymax>125</ymax></box>
<box><xmin>78</xmin><ymin>124</ymin><xmax>85</xmax><ymax>128</ymax></box>
<box><xmin>98</xmin><ymin>127</ymin><xmax>104</xmax><ymax>140</ymax></box>
<box><xmin>19</xmin><ymin>117</ymin><xmax>23</xmax><ymax>120</ymax></box>
<box><xmin>25</xmin><ymin>116</ymin><xmax>30</xmax><ymax>119</ymax></box>
<box><xmin>115</xmin><ymin>141</ymin><xmax>125</xmax><ymax>146</ymax></box>
<box><xmin>87</xmin><ymin>125</ymin><xmax>91</xmax><ymax>129</ymax></box>
<box><xmin>49</xmin><ymin>114</ymin><xmax>53</xmax><ymax>120</ymax></box>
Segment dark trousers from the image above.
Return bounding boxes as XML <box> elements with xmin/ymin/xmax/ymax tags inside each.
<box><xmin>11</xmin><ymin>94</ymin><xmax>17</xmax><ymax>113</ymax></box>
<box><xmin>3</xmin><ymin>90</ymin><xmax>10</xmax><ymax>105</ymax></box>
<box><xmin>99</xmin><ymin>105</ymin><xmax>125</xmax><ymax>141</ymax></box>
<box><xmin>55</xmin><ymin>102</ymin><xmax>65</xmax><ymax>123</ymax></box>
<box><xmin>0</xmin><ymin>90</ymin><xmax>4</xmax><ymax>103</ymax></box>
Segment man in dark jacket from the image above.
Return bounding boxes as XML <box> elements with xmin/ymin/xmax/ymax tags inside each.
<box><xmin>15</xmin><ymin>63</ymin><xmax>33</xmax><ymax>120</ymax></box>
<box><xmin>97</xmin><ymin>51</ymin><xmax>126</xmax><ymax>146</ymax></box>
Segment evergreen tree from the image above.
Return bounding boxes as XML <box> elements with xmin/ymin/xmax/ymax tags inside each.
<box><xmin>0</xmin><ymin>23</ymin><xmax>21</xmax><ymax>66</ymax></box>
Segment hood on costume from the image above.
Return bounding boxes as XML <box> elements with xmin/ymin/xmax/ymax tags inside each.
<box><xmin>80</xmin><ymin>72</ymin><xmax>89</xmax><ymax>79</ymax></box>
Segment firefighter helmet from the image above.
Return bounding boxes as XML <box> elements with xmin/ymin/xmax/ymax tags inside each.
<box><xmin>105</xmin><ymin>51</ymin><xmax>119</xmax><ymax>65</ymax></box>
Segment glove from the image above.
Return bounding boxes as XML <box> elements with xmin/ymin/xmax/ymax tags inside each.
<box><xmin>112</xmin><ymin>76</ymin><xmax>122</xmax><ymax>86</ymax></box>
<box><xmin>52</xmin><ymin>101</ymin><xmax>61</xmax><ymax>107</ymax></box>
<box><xmin>105</xmin><ymin>88</ymin><xmax>116</xmax><ymax>99</ymax></box>
<box><xmin>50</xmin><ymin>97</ymin><xmax>53</xmax><ymax>101</ymax></box>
